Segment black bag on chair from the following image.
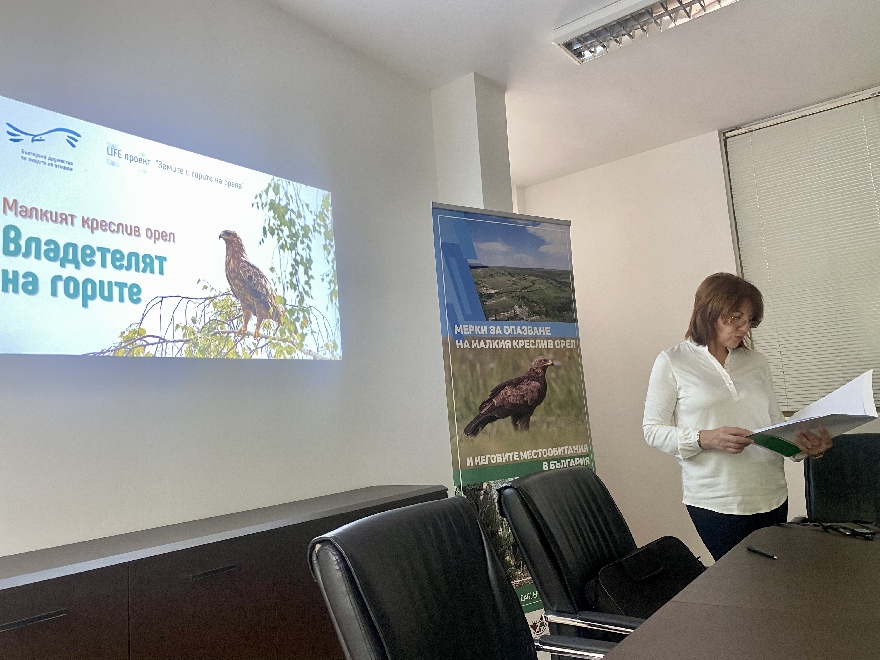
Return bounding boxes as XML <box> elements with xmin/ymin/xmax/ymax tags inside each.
<box><xmin>588</xmin><ymin>536</ymin><xmax>706</xmax><ymax>619</ymax></box>
<box><xmin>498</xmin><ymin>466</ymin><xmax>705</xmax><ymax>627</ymax></box>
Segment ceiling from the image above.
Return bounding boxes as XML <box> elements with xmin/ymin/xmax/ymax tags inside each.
<box><xmin>269</xmin><ymin>0</ymin><xmax>880</xmax><ymax>188</ymax></box>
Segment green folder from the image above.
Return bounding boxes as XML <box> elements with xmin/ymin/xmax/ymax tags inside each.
<box><xmin>749</xmin><ymin>432</ymin><xmax>802</xmax><ymax>457</ymax></box>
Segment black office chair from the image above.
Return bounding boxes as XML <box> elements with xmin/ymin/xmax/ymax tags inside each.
<box><xmin>308</xmin><ymin>496</ymin><xmax>615</xmax><ymax>660</ymax></box>
<box><xmin>498</xmin><ymin>466</ymin><xmax>704</xmax><ymax>640</ymax></box>
<box><xmin>805</xmin><ymin>433</ymin><xmax>880</xmax><ymax>525</ymax></box>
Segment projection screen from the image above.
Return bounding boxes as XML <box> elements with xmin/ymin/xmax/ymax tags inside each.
<box><xmin>0</xmin><ymin>94</ymin><xmax>339</xmax><ymax>359</ymax></box>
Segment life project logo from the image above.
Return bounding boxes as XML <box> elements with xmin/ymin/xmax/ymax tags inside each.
<box><xmin>6</xmin><ymin>122</ymin><xmax>81</xmax><ymax>148</ymax></box>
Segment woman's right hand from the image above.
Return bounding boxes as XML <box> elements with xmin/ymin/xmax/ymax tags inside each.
<box><xmin>699</xmin><ymin>427</ymin><xmax>754</xmax><ymax>454</ymax></box>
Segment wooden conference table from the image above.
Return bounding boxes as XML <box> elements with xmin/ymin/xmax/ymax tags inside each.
<box><xmin>604</xmin><ymin>524</ymin><xmax>880</xmax><ymax>660</ymax></box>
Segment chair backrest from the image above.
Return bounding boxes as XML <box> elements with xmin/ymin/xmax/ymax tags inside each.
<box><xmin>806</xmin><ymin>434</ymin><xmax>880</xmax><ymax>524</ymax></box>
<box><xmin>498</xmin><ymin>466</ymin><xmax>637</xmax><ymax>614</ymax></box>
<box><xmin>308</xmin><ymin>496</ymin><xmax>538</xmax><ymax>660</ymax></box>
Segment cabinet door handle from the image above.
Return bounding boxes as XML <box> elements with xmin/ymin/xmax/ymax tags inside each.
<box><xmin>191</xmin><ymin>564</ymin><xmax>237</xmax><ymax>581</ymax></box>
<box><xmin>0</xmin><ymin>609</ymin><xmax>68</xmax><ymax>633</ymax></box>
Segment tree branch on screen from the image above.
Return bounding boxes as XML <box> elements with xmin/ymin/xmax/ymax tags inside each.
<box><xmin>90</xmin><ymin>284</ymin><xmax>335</xmax><ymax>358</ymax></box>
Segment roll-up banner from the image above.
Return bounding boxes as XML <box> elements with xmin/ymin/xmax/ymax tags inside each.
<box><xmin>431</xmin><ymin>203</ymin><xmax>594</xmax><ymax>630</ymax></box>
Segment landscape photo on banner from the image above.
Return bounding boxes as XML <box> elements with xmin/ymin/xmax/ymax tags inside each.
<box><xmin>0</xmin><ymin>94</ymin><xmax>339</xmax><ymax>359</ymax></box>
<box><xmin>432</xmin><ymin>203</ymin><xmax>594</xmax><ymax>628</ymax></box>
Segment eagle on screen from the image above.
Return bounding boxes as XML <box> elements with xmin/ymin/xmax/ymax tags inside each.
<box><xmin>219</xmin><ymin>230</ymin><xmax>285</xmax><ymax>339</ymax></box>
<box><xmin>463</xmin><ymin>356</ymin><xmax>554</xmax><ymax>436</ymax></box>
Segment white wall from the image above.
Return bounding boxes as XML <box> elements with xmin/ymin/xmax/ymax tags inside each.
<box><xmin>524</xmin><ymin>132</ymin><xmax>806</xmax><ymax>561</ymax></box>
<box><xmin>0</xmin><ymin>0</ymin><xmax>451</xmax><ymax>557</ymax></box>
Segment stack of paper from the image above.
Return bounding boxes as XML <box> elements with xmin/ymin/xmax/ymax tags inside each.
<box><xmin>750</xmin><ymin>370</ymin><xmax>878</xmax><ymax>457</ymax></box>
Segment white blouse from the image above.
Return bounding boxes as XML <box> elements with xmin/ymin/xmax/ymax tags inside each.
<box><xmin>643</xmin><ymin>339</ymin><xmax>789</xmax><ymax>515</ymax></box>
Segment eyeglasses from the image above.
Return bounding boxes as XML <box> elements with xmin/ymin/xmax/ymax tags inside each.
<box><xmin>723</xmin><ymin>313</ymin><xmax>759</xmax><ymax>329</ymax></box>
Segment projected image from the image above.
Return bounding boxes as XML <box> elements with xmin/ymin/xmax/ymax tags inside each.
<box><xmin>0</xmin><ymin>95</ymin><xmax>339</xmax><ymax>359</ymax></box>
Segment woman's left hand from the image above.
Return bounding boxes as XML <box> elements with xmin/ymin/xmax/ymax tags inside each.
<box><xmin>793</xmin><ymin>426</ymin><xmax>833</xmax><ymax>457</ymax></box>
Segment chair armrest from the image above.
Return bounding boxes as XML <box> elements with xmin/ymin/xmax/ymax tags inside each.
<box><xmin>535</xmin><ymin>634</ymin><xmax>617</xmax><ymax>658</ymax></box>
<box><xmin>544</xmin><ymin>609</ymin><xmax>644</xmax><ymax>635</ymax></box>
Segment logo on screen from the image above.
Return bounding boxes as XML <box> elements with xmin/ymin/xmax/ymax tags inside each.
<box><xmin>6</xmin><ymin>122</ymin><xmax>81</xmax><ymax>148</ymax></box>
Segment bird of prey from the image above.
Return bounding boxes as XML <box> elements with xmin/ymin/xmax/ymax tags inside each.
<box><xmin>218</xmin><ymin>230</ymin><xmax>285</xmax><ymax>339</ymax></box>
<box><xmin>6</xmin><ymin>123</ymin><xmax>81</xmax><ymax>148</ymax></box>
<box><xmin>463</xmin><ymin>356</ymin><xmax>554</xmax><ymax>436</ymax></box>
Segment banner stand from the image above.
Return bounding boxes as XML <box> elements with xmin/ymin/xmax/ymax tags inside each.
<box><xmin>432</xmin><ymin>203</ymin><xmax>594</xmax><ymax>634</ymax></box>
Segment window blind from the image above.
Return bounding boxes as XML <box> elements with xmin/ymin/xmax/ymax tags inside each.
<box><xmin>724</xmin><ymin>89</ymin><xmax>880</xmax><ymax>412</ymax></box>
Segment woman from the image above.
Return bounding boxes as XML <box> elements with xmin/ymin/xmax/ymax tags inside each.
<box><xmin>643</xmin><ymin>273</ymin><xmax>832</xmax><ymax>560</ymax></box>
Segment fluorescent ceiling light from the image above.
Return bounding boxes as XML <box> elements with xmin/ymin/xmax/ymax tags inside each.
<box><xmin>553</xmin><ymin>0</ymin><xmax>740</xmax><ymax>64</ymax></box>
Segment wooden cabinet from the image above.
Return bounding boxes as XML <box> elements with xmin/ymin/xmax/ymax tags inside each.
<box><xmin>275</xmin><ymin>521</ymin><xmax>343</xmax><ymax>660</ymax></box>
<box><xmin>0</xmin><ymin>564</ymin><xmax>128</xmax><ymax>660</ymax></box>
<box><xmin>130</xmin><ymin>532</ymin><xmax>280</xmax><ymax>660</ymax></box>
<box><xmin>0</xmin><ymin>486</ymin><xmax>446</xmax><ymax>660</ymax></box>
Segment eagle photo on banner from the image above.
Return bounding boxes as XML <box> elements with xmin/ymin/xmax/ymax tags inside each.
<box><xmin>464</xmin><ymin>356</ymin><xmax>554</xmax><ymax>436</ymax></box>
